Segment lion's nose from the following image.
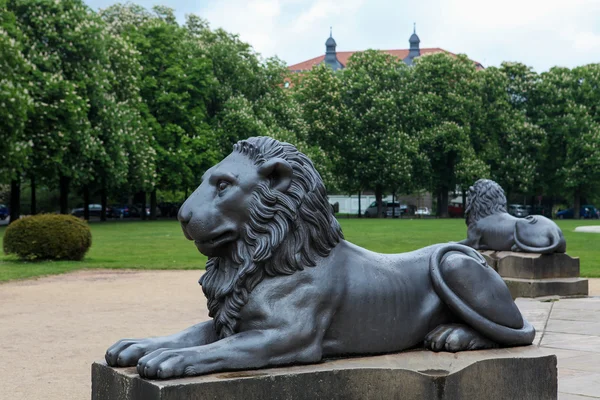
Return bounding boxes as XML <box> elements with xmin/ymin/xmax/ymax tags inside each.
<box><xmin>177</xmin><ymin>203</ymin><xmax>192</xmax><ymax>224</ymax></box>
<box><xmin>178</xmin><ymin>204</ymin><xmax>195</xmax><ymax>241</ymax></box>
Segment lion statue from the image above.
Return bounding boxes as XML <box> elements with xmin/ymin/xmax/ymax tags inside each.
<box><xmin>105</xmin><ymin>137</ymin><xmax>534</xmax><ymax>380</ymax></box>
<box><xmin>458</xmin><ymin>179</ymin><xmax>566</xmax><ymax>253</ymax></box>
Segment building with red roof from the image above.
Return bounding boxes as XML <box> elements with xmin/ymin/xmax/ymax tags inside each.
<box><xmin>287</xmin><ymin>27</ymin><xmax>483</xmax><ymax>73</ymax></box>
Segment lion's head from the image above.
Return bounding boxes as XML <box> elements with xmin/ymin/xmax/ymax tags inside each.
<box><xmin>465</xmin><ymin>179</ymin><xmax>508</xmax><ymax>227</ymax></box>
<box><xmin>178</xmin><ymin>137</ymin><xmax>343</xmax><ymax>339</ymax></box>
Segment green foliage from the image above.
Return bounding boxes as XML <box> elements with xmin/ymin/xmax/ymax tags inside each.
<box><xmin>295</xmin><ymin>51</ymin><xmax>419</xmax><ymax>203</ymax></box>
<box><xmin>0</xmin><ymin>0</ymin><xmax>33</xmax><ymax>180</ymax></box>
<box><xmin>3</xmin><ymin>214</ymin><xmax>91</xmax><ymax>260</ymax></box>
<box><xmin>6</xmin><ymin>0</ymin><xmax>155</xmax><ymax>204</ymax></box>
<box><xmin>476</xmin><ymin>64</ymin><xmax>545</xmax><ymax>195</ymax></box>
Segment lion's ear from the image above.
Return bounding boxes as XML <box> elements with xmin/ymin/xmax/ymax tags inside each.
<box><xmin>259</xmin><ymin>158</ymin><xmax>293</xmax><ymax>192</ymax></box>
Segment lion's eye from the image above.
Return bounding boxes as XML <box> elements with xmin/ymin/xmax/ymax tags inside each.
<box><xmin>217</xmin><ymin>180</ymin><xmax>230</xmax><ymax>192</ymax></box>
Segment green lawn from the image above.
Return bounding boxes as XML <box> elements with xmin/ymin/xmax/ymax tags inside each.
<box><xmin>1</xmin><ymin>218</ymin><xmax>599</xmax><ymax>282</ymax></box>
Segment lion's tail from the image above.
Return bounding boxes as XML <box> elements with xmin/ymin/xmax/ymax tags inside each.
<box><xmin>430</xmin><ymin>244</ymin><xmax>535</xmax><ymax>347</ymax></box>
<box><xmin>513</xmin><ymin>216</ymin><xmax>567</xmax><ymax>254</ymax></box>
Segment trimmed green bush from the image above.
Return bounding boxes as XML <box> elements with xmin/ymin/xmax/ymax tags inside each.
<box><xmin>3</xmin><ymin>214</ymin><xmax>92</xmax><ymax>261</ymax></box>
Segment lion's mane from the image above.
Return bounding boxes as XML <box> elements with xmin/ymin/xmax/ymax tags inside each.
<box><xmin>199</xmin><ymin>137</ymin><xmax>344</xmax><ymax>339</ymax></box>
<box><xmin>465</xmin><ymin>179</ymin><xmax>508</xmax><ymax>227</ymax></box>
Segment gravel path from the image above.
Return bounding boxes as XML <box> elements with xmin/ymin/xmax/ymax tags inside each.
<box><xmin>0</xmin><ymin>270</ymin><xmax>598</xmax><ymax>400</ymax></box>
<box><xmin>0</xmin><ymin>270</ymin><xmax>208</xmax><ymax>400</ymax></box>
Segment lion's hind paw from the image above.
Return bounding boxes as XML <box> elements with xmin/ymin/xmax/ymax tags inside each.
<box><xmin>424</xmin><ymin>324</ymin><xmax>498</xmax><ymax>353</ymax></box>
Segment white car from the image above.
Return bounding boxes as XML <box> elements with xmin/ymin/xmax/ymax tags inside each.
<box><xmin>415</xmin><ymin>207</ymin><xmax>430</xmax><ymax>216</ymax></box>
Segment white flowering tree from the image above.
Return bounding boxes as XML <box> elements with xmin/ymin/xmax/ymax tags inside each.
<box><xmin>0</xmin><ymin>0</ymin><xmax>33</xmax><ymax>222</ymax></box>
<box><xmin>476</xmin><ymin>65</ymin><xmax>545</xmax><ymax>198</ymax></box>
<box><xmin>296</xmin><ymin>51</ymin><xmax>419</xmax><ymax>217</ymax></box>
<box><xmin>100</xmin><ymin>5</ymin><xmax>219</xmax><ymax>217</ymax></box>
<box><xmin>535</xmin><ymin>66</ymin><xmax>600</xmax><ymax>218</ymax></box>
<box><xmin>6</xmin><ymin>0</ymin><xmax>155</xmax><ymax>219</ymax></box>
<box><xmin>410</xmin><ymin>53</ymin><xmax>488</xmax><ymax>217</ymax></box>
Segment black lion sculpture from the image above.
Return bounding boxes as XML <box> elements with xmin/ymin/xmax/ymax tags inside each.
<box><xmin>106</xmin><ymin>137</ymin><xmax>534</xmax><ymax>379</ymax></box>
<box><xmin>458</xmin><ymin>179</ymin><xmax>566</xmax><ymax>253</ymax></box>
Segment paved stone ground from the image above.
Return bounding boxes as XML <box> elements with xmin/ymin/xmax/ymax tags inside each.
<box><xmin>0</xmin><ymin>270</ymin><xmax>598</xmax><ymax>400</ymax></box>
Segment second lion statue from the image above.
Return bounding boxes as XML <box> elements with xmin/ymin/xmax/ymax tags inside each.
<box><xmin>105</xmin><ymin>137</ymin><xmax>534</xmax><ymax>379</ymax></box>
<box><xmin>458</xmin><ymin>179</ymin><xmax>566</xmax><ymax>253</ymax></box>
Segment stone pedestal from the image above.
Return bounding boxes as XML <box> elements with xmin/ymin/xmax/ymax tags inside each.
<box><xmin>481</xmin><ymin>251</ymin><xmax>588</xmax><ymax>298</ymax></box>
<box><xmin>92</xmin><ymin>347</ymin><xmax>557</xmax><ymax>400</ymax></box>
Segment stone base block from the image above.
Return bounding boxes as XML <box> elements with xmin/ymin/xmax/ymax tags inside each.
<box><xmin>92</xmin><ymin>347</ymin><xmax>556</xmax><ymax>400</ymax></box>
<box><xmin>504</xmin><ymin>277</ymin><xmax>589</xmax><ymax>298</ymax></box>
<box><xmin>495</xmin><ymin>252</ymin><xmax>580</xmax><ymax>279</ymax></box>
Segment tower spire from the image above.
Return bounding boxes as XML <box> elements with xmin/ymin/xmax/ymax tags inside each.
<box><xmin>324</xmin><ymin>28</ymin><xmax>342</xmax><ymax>71</ymax></box>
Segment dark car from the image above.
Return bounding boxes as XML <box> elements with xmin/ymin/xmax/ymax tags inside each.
<box><xmin>71</xmin><ymin>204</ymin><xmax>111</xmax><ymax>218</ymax></box>
<box><xmin>0</xmin><ymin>204</ymin><xmax>8</xmax><ymax>220</ymax></box>
<box><xmin>111</xmin><ymin>204</ymin><xmax>141</xmax><ymax>218</ymax></box>
<box><xmin>556</xmin><ymin>205</ymin><xmax>599</xmax><ymax>219</ymax></box>
<box><xmin>448</xmin><ymin>203</ymin><xmax>464</xmax><ymax>218</ymax></box>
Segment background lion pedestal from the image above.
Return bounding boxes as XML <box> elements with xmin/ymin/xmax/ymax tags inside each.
<box><xmin>481</xmin><ymin>251</ymin><xmax>589</xmax><ymax>298</ymax></box>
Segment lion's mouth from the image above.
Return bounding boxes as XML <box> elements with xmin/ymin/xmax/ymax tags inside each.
<box><xmin>195</xmin><ymin>230</ymin><xmax>238</xmax><ymax>249</ymax></box>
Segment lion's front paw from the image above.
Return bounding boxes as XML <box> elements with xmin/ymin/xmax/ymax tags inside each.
<box><xmin>424</xmin><ymin>324</ymin><xmax>498</xmax><ymax>352</ymax></box>
<box><xmin>105</xmin><ymin>338</ymin><xmax>164</xmax><ymax>367</ymax></box>
<box><xmin>137</xmin><ymin>348</ymin><xmax>198</xmax><ymax>379</ymax></box>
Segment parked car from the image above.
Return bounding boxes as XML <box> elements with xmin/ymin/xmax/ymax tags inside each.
<box><xmin>447</xmin><ymin>203</ymin><xmax>464</xmax><ymax>218</ymax></box>
<box><xmin>364</xmin><ymin>201</ymin><xmax>403</xmax><ymax>218</ymax></box>
<box><xmin>385</xmin><ymin>204</ymin><xmax>409</xmax><ymax>218</ymax></box>
<box><xmin>71</xmin><ymin>204</ymin><xmax>111</xmax><ymax>218</ymax></box>
<box><xmin>508</xmin><ymin>204</ymin><xmax>529</xmax><ymax>218</ymax></box>
<box><xmin>556</xmin><ymin>205</ymin><xmax>599</xmax><ymax>219</ymax></box>
<box><xmin>111</xmin><ymin>204</ymin><xmax>141</xmax><ymax>218</ymax></box>
<box><xmin>0</xmin><ymin>204</ymin><xmax>8</xmax><ymax>220</ymax></box>
<box><xmin>415</xmin><ymin>207</ymin><xmax>431</xmax><ymax>216</ymax></box>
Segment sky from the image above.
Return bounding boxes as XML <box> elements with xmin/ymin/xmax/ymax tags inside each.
<box><xmin>85</xmin><ymin>0</ymin><xmax>600</xmax><ymax>72</ymax></box>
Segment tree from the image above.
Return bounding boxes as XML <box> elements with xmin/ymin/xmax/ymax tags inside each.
<box><xmin>0</xmin><ymin>0</ymin><xmax>33</xmax><ymax>222</ymax></box>
<box><xmin>411</xmin><ymin>53</ymin><xmax>488</xmax><ymax>216</ymax></box>
<box><xmin>100</xmin><ymin>5</ymin><xmax>219</xmax><ymax>213</ymax></box>
<box><xmin>9</xmin><ymin>0</ymin><xmax>154</xmax><ymax>219</ymax></box>
<box><xmin>535</xmin><ymin>67</ymin><xmax>600</xmax><ymax>218</ymax></box>
<box><xmin>476</xmin><ymin>65</ymin><xmax>545</xmax><ymax>198</ymax></box>
<box><xmin>340</xmin><ymin>51</ymin><xmax>418</xmax><ymax>216</ymax></box>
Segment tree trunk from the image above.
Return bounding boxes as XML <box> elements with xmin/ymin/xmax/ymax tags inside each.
<box><xmin>100</xmin><ymin>185</ymin><xmax>107</xmax><ymax>221</ymax></box>
<box><xmin>150</xmin><ymin>189</ymin><xmax>157</xmax><ymax>220</ymax></box>
<box><xmin>574</xmin><ymin>189</ymin><xmax>582</xmax><ymax>220</ymax></box>
<box><xmin>59</xmin><ymin>175</ymin><xmax>69</xmax><ymax>214</ymax></box>
<box><xmin>435</xmin><ymin>190</ymin><xmax>442</xmax><ymax>218</ymax></box>
<box><xmin>140</xmin><ymin>192</ymin><xmax>147</xmax><ymax>220</ymax></box>
<box><xmin>461</xmin><ymin>187</ymin><xmax>466</xmax><ymax>217</ymax></box>
<box><xmin>375</xmin><ymin>185</ymin><xmax>383</xmax><ymax>218</ymax></box>
<box><xmin>357</xmin><ymin>191</ymin><xmax>362</xmax><ymax>218</ymax></box>
<box><xmin>439</xmin><ymin>186</ymin><xmax>449</xmax><ymax>218</ymax></box>
<box><xmin>83</xmin><ymin>186</ymin><xmax>90</xmax><ymax>221</ymax></box>
<box><xmin>30</xmin><ymin>176</ymin><xmax>37</xmax><ymax>215</ymax></box>
<box><xmin>9</xmin><ymin>179</ymin><xmax>20</xmax><ymax>224</ymax></box>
